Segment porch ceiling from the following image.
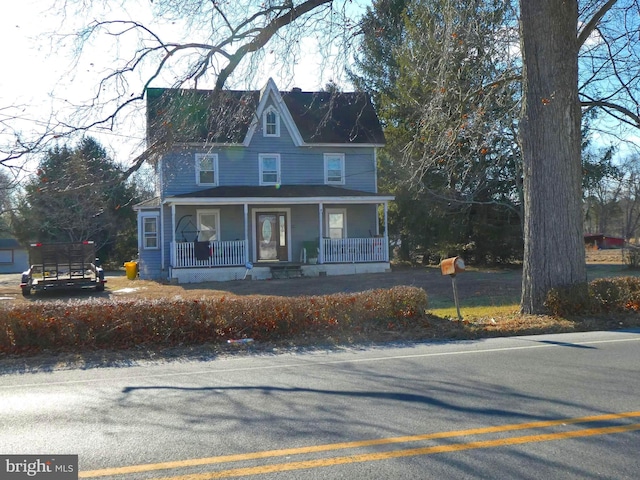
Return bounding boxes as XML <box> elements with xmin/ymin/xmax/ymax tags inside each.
<box><xmin>163</xmin><ymin>185</ymin><xmax>394</xmax><ymax>205</ymax></box>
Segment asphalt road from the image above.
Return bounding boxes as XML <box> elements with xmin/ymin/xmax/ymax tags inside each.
<box><xmin>1</xmin><ymin>330</ymin><xmax>639</xmax><ymax>479</ymax></box>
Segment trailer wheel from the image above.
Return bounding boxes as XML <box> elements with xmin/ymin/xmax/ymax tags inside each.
<box><xmin>21</xmin><ymin>287</ymin><xmax>31</xmax><ymax>297</ymax></box>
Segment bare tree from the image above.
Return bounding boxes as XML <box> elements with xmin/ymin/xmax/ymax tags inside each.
<box><xmin>618</xmin><ymin>157</ymin><xmax>640</xmax><ymax>241</ymax></box>
<box><xmin>0</xmin><ymin>105</ymin><xmax>57</xmax><ymax>171</ymax></box>
<box><xmin>579</xmin><ymin>1</ymin><xmax>640</xmax><ymax>138</ymax></box>
<box><xmin>2</xmin><ymin>0</ymin><xmax>356</xmax><ymax>168</ymax></box>
<box><xmin>52</xmin><ymin>0</ymin><xmax>351</xmax><ymax>132</ymax></box>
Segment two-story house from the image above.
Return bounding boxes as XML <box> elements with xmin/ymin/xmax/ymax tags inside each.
<box><xmin>134</xmin><ymin>78</ymin><xmax>394</xmax><ymax>282</ymax></box>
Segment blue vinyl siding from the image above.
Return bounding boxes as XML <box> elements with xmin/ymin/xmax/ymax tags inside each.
<box><xmin>139</xmin><ymin>249</ymin><xmax>162</xmax><ymax>279</ymax></box>
<box><xmin>173</xmin><ymin>205</ymin><xmax>246</xmax><ymax>242</ymax></box>
<box><xmin>220</xmin><ymin>206</ymin><xmax>247</xmax><ymax>240</ymax></box>
<box><xmin>341</xmin><ymin>204</ymin><xmax>379</xmax><ymax>237</ymax></box>
<box><xmin>138</xmin><ymin>208</ymin><xmax>163</xmax><ymax>279</ymax></box>
<box><xmin>0</xmin><ymin>248</ymin><xmax>28</xmax><ymax>273</ymax></box>
<box><xmin>291</xmin><ymin>205</ymin><xmax>321</xmax><ymax>259</ymax></box>
<box><xmin>222</xmin><ymin>148</ymin><xmax>259</xmax><ymax>186</ymax></box>
<box><xmin>162</xmin><ymin>145</ymin><xmax>377</xmax><ymax>194</ymax></box>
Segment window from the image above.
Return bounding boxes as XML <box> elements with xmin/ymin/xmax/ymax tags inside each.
<box><xmin>259</xmin><ymin>154</ymin><xmax>281</xmax><ymax>185</ymax></box>
<box><xmin>142</xmin><ymin>216</ymin><xmax>159</xmax><ymax>249</ymax></box>
<box><xmin>326</xmin><ymin>208</ymin><xmax>347</xmax><ymax>239</ymax></box>
<box><xmin>197</xmin><ymin>209</ymin><xmax>220</xmax><ymax>242</ymax></box>
<box><xmin>324</xmin><ymin>153</ymin><xmax>345</xmax><ymax>185</ymax></box>
<box><xmin>195</xmin><ymin>153</ymin><xmax>218</xmax><ymax>186</ymax></box>
<box><xmin>263</xmin><ymin>107</ymin><xmax>280</xmax><ymax>137</ymax></box>
<box><xmin>0</xmin><ymin>249</ymin><xmax>13</xmax><ymax>264</ymax></box>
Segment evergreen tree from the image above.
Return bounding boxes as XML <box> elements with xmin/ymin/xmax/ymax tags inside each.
<box><xmin>352</xmin><ymin>0</ymin><xmax>522</xmax><ymax>264</ymax></box>
<box><xmin>13</xmin><ymin>137</ymin><xmax>141</xmax><ymax>263</ymax></box>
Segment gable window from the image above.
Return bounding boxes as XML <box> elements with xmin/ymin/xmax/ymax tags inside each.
<box><xmin>259</xmin><ymin>154</ymin><xmax>281</xmax><ymax>185</ymax></box>
<box><xmin>263</xmin><ymin>108</ymin><xmax>280</xmax><ymax>137</ymax></box>
<box><xmin>142</xmin><ymin>215</ymin><xmax>159</xmax><ymax>249</ymax></box>
<box><xmin>195</xmin><ymin>153</ymin><xmax>218</xmax><ymax>186</ymax></box>
<box><xmin>325</xmin><ymin>208</ymin><xmax>347</xmax><ymax>239</ymax></box>
<box><xmin>197</xmin><ymin>209</ymin><xmax>220</xmax><ymax>242</ymax></box>
<box><xmin>324</xmin><ymin>153</ymin><xmax>345</xmax><ymax>185</ymax></box>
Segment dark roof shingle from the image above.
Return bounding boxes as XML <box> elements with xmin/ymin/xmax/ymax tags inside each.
<box><xmin>146</xmin><ymin>85</ymin><xmax>384</xmax><ymax>145</ymax></box>
<box><xmin>168</xmin><ymin>185</ymin><xmax>390</xmax><ymax>199</ymax></box>
<box><xmin>0</xmin><ymin>238</ymin><xmax>23</xmax><ymax>249</ymax></box>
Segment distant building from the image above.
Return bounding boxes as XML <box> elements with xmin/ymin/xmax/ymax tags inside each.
<box><xmin>0</xmin><ymin>239</ymin><xmax>29</xmax><ymax>273</ymax></box>
<box><xmin>584</xmin><ymin>234</ymin><xmax>625</xmax><ymax>249</ymax></box>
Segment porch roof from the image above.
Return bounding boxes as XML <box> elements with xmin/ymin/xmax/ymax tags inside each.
<box><xmin>133</xmin><ymin>196</ymin><xmax>161</xmax><ymax>210</ymax></box>
<box><xmin>163</xmin><ymin>185</ymin><xmax>394</xmax><ymax>205</ymax></box>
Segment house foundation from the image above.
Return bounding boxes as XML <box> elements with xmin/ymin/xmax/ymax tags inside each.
<box><xmin>169</xmin><ymin>262</ymin><xmax>391</xmax><ymax>284</ymax></box>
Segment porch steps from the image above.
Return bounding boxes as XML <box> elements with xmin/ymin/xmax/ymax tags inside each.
<box><xmin>270</xmin><ymin>264</ymin><xmax>303</xmax><ymax>279</ymax></box>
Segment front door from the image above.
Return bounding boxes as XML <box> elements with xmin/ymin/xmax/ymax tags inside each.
<box><xmin>256</xmin><ymin>212</ymin><xmax>288</xmax><ymax>262</ymax></box>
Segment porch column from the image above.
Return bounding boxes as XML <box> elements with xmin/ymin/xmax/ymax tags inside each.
<box><xmin>171</xmin><ymin>204</ymin><xmax>176</xmax><ymax>245</ymax></box>
<box><xmin>243</xmin><ymin>203</ymin><xmax>249</xmax><ymax>264</ymax></box>
<box><xmin>170</xmin><ymin>203</ymin><xmax>176</xmax><ymax>268</ymax></box>
<box><xmin>383</xmin><ymin>202</ymin><xmax>389</xmax><ymax>262</ymax></box>
<box><xmin>318</xmin><ymin>203</ymin><xmax>324</xmax><ymax>264</ymax></box>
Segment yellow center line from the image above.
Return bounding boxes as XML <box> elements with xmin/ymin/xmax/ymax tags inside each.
<box><xmin>152</xmin><ymin>423</ymin><xmax>640</xmax><ymax>480</ymax></box>
<box><xmin>79</xmin><ymin>411</ymin><xmax>640</xmax><ymax>478</ymax></box>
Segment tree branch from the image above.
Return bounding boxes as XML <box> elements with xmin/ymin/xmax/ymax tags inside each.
<box><xmin>581</xmin><ymin>98</ymin><xmax>640</xmax><ymax>129</ymax></box>
<box><xmin>577</xmin><ymin>0</ymin><xmax>617</xmax><ymax>48</ymax></box>
<box><xmin>215</xmin><ymin>0</ymin><xmax>333</xmax><ymax>90</ymax></box>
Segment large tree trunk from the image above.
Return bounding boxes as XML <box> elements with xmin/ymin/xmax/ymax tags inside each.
<box><xmin>519</xmin><ymin>0</ymin><xmax>586</xmax><ymax>314</ymax></box>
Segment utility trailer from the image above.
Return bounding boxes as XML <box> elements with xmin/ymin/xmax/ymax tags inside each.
<box><xmin>20</xmin><ymin>241</ymin><xmax>106</xmax><ymax>296</ymax></box>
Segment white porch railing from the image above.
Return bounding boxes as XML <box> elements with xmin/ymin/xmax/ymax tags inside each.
<box><xmin>322</xmin><ymin>237</ymin><xmax>387</xmax><ymax>263</ymax></box>
<box><xmin>171</xmin><ymin>240</ymin><xmax>247</xmax><ymax>268</ymax></box>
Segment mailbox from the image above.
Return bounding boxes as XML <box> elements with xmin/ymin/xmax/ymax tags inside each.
<box><xmin>440</xmin><ymin>256</ymin><xmax>465</xmax><ymax>276</ymax></box>
<box><xmin>440</xmin><ymin>256</ymin><xmax>465</xmax><ymax>320</ymax></box>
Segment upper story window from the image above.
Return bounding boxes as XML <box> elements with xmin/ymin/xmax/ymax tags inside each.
<box><xmin>259</xmin><ymin>154</ymin><xmax>281</xmax><ymax>185</ymax></box>
<box><xmin>324</xmin><ymin>153</ymin><xmax>345</xmax><ymax>185</ymax></box>
<box><xmin>263</xmin><ymin>107</ymin><xmax>280</xmax><ymax>137</ymax></box>
<box><xmin>195</xmin><ymin>153</ymin><xmax>218</xmax><ymax>186</ymax></box>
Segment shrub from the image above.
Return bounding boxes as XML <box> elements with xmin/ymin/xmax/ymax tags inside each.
<box><xmin>545</xmin><ymin>277</ymin><xmax>640</xmax><ymax>316</ymax></box>
<box><xmin>623</xmin><ymin>247</ymin><xmax>640</xmax><ymax>269</ymax></box>
<box><xmin>544</xmin><ymin>282</ymin><xmax>592</xmax><ymax>316</ymax></box>
<box><xmin>0</xmin><ymin>286</ymin><xmax>428</xmax><ymax>355</ymax></box>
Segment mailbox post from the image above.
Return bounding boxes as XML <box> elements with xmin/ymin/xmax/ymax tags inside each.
<box><xmin>440</xmin><ymin>256</ymin><xmax>465</xmax><ymax>320</ymax></box>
